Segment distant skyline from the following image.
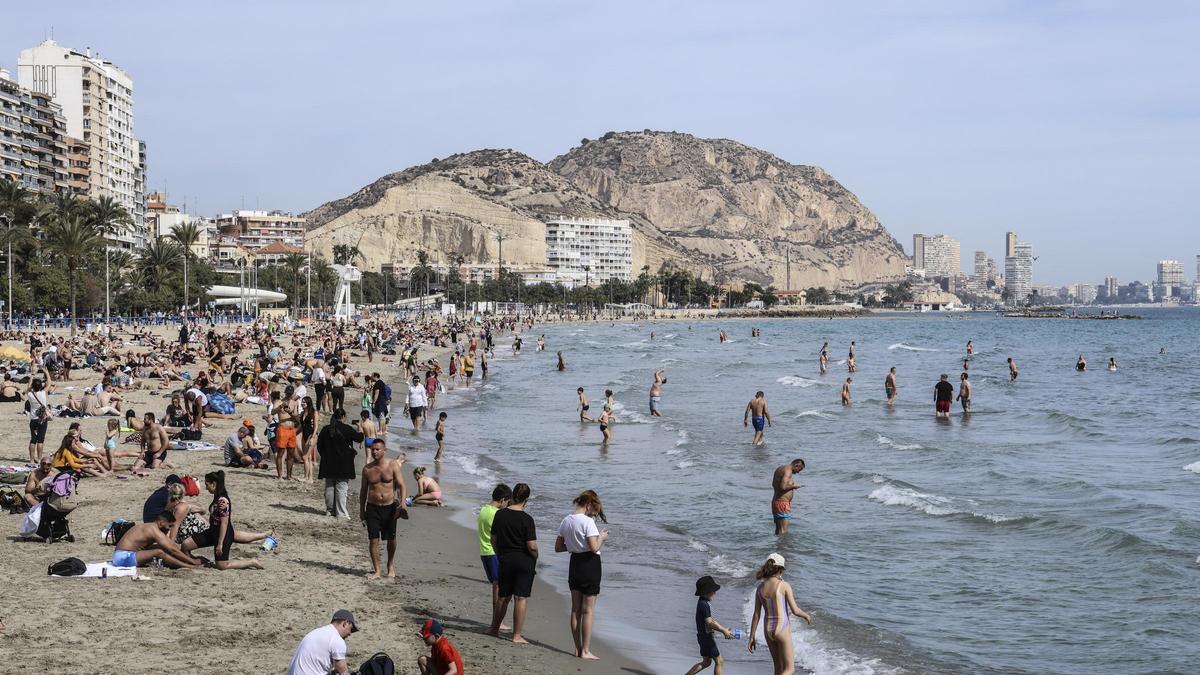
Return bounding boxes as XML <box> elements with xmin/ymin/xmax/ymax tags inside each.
<box><xmin>3</xmin><ymin>1</ymin><xmax>1197</xmax><ymax>284</ymax></box>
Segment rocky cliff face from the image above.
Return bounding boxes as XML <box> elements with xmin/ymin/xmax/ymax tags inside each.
<box><xmin>548</xmin><ymin>131</ymin><xmax>906</xmax><ymax>288</ymax></box>
<box><xmin>304</xmin><ymin>132</ymin><xmax>906</xmax><ymax>289</ymax></box>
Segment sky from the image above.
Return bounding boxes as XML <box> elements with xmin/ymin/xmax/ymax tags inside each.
<box><xmin>3</xmin><ymin>1</ymin><xmax>1197</xmax><ymax>285</ymax></box>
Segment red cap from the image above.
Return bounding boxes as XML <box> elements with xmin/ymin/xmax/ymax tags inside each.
<box><xmin>417</xmin><ymin>619</ymin><xmax>443</xmax><ymax>638</ymax></box>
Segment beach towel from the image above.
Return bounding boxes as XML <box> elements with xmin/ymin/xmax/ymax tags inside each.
<box><xmin>169</xmin><ymin>440</ymin><xmax>219</xmax><ymax>452</ymax></box>
<box><xmin>51</xmin><ymin>562</ymin><xmax>138</xmax><ymax>578</ymax></box>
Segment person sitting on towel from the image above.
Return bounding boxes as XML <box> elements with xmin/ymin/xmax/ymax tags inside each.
<box><xmin>112</xmin><ymin>510</ymin><xmax>204</xmax><ymax>569</ymax></box>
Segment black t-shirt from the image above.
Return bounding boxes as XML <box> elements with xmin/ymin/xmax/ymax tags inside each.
<box><xmin>695</xmin><ymin>598</ymin><xmax>712</xmax><ymax>635</ymax></box>
<box><xmin>491</xmin><ymin>508</ymin><xmax>536</xmax><ymax>558</ymax></box>
<box><xmin>373</xmin><ymin>379</ymin><xmax>388</xmax><ymax>404</ymax></box>
<box><xmin>142</xmin><ymin>486</ymin><xmax>169</xmax><ymax>523</ymax></box>
<box><xmin>935</xmin><ymin>381</ymin><xmax>954</xmax><ymax>401</ymax></box>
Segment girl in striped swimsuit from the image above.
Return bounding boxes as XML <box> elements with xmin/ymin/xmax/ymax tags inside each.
<box><xmin>749</xmin><ymin>553</ymin><xmax>814</xmax><ymax>675</ymax></box>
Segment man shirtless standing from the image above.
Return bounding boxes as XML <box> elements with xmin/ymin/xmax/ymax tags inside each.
<box><xmin>1008</xmin><ymin>357</ymin><xmax>1018</xmax><ymax>382</ymax></box>
<box><xmin>957</xmin><ymin>372</ymin><xmax>972</xmax><ymax>413</ymax></box>
<box><xmin>359</xmin><ymin>439</ymin><xmax>408</xmax><ymax>579</ymax></box>
<box><xmin>885</xmin><ymin>367</ymin><xmax>898</xmax><ymax>406</ymax></box>
<box><xmin>274</xmin><ymin>384</ymin><xmax>300</xmax><ymax>480</ymax></box>
<box><xmin>743</xmin><ymin>391</ymin><xmax>772</xmax><ymax>446</ymax></box>
<box><xmin>649</xmin><ymin>369</ymin><xmax>667</xmax><ymax>417</ymax></box>
<box><xmin>135</xmin><ymin>412</ymin><xmax>170</xmax><ymax>471</ymax></box>
<box><xmin>771</xmin><ymin>459</ymin><xmax>805</xmax><ymax>536</ymax></box>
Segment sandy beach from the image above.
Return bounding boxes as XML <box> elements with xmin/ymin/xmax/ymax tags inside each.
<box><xmin>0</xmin><ymin>324</ymin><xmax>650</xmax><ymax>674</ymax></box>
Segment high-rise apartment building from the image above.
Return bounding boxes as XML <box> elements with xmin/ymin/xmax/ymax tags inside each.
<box><xmin>1102</xmin><ymin>276</ymin><xmax>1119</xmax><ymax>301</ymax></box>
<box><xmin>1005</xmin><ymin>231</ymin><xmax>1018</xmax><ymax>258</ymax></box>
<box><xmin>545</xmin><ymin>217</ymin><xmax>633</xmax><ymax>287</ymax></box>
<box><xmin>1004</xmin><ymin>242</ymin><xmax>1033</xmax><ymax>304</ymax></box>
<box><xmin>215</xmin><ymin>210</ymin><xmax>306</xmax><ymax>249</ymax></box>
<box><xmin>18</xmin><ymin>40</ymin><xmax>143</xmax><ymax>247</ymax></box>
<box><xmin>0</xmin><ymin>68</ymin><xmax>68</xmax><ymax>193</ymax></box>
<box><xmin>1154</xmin><ymin>260</ymin><xmax>1185</xmax><ymax>300</ymax></box>
<box><xmin>911</xmin><ymin>234</ymin><xmax>960</xmax><ymax>277</ymax></box>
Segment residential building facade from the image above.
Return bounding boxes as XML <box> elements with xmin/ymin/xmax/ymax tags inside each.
<box><xmin>1004</xmin><ymin>242</ymin><xmax>1034</xmax><ymax>304</ymax></box>
<box><xmin>912</xmin><ymin>233</ymin><xmax>960</xmax><ymax>277</ymax></box>
<box><xmin>214</xmin><ymin>210</ymin><xmax>306</xmax><ymax>249</ymax></box>
<box><xmin>1154</xmin><ymin>259</ymin><xmax>1185</xmax><ymax>300</ymax></box>
<box><xmin>545</xmin><ymin>217</ymin><xmax>633</xmax><ymax>286</ymax></box>
<box><xmin>0</xmin><ymin>68</ymin><xmax>68</xmax><ymax>194</ymax></box>
<box><xmin>18</xmin><ymin>39</ymin><xmax>143</xmax><ymax>246</ymax></box>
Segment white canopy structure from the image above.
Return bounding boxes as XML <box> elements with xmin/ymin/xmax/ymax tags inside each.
<box><xmin>207</xmin><ymin>285</ymin><xmax>287</xmax><ymax>307</ymax></box>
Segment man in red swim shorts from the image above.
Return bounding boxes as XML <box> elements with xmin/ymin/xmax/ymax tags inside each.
<box><xmin>934</xmin><ymin>374</ymin><xmax>954</xmax><ymax>418</ymax></box>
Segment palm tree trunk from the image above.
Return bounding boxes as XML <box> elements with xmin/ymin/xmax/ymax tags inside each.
<box><xmin>69</xmin><ymin>264</ymin><xmax>77</xmax><ymax>338</ymax></box>
<box><xmin>105</xmin><ymin>249</ymin><xmax>110</xmax><ymax>324</ymax></box>
<box><xmin>183</xmin><ymin>256</ymin><xmax>189</xmax><ymax>313</ymax></box>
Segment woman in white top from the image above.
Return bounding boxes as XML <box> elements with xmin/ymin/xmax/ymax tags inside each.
<box><xmin>25</xmin><ymin>377</ymin><xmax>52</xmax><ymax>464</ymax></box>
<box><xmin>554</xmin><ymin>490</ymin><xmax>609</xmax><ymax>660</ymax></box>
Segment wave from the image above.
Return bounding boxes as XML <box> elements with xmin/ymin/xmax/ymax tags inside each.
<box><xmin>1157</xmin><ymin>437</ymin><xmax>1200</xmax><ymax>447</ymax></box>
<box><xmin>451</xmin><ymin>454</ymin><xmax>501</xmax><ymax>490</ymax></box>
<box><xmin>876</xmin><ymin>434</ymin><xmax>923</xmax><ymax>451</ymax></box>
<box><xmin>778</xmin><ymin>375</ymin><xmax>821</xmax><ymax>388</ymax></box>
<box><xmin>798</xmin><ymin>410</ymin><xmax>836</xmax><ymax>420</ymax></box>
<box><xmin>708</xmin><ymin>553</ymin><xmax>752</xmax><ymax>578</ymax></box>
<box><xmin>888</xmin><ymin>343</ymin><xmax>939</xmax><ymax>352</ymax></box>
<box><xmin>868</xmin><ymin>478</ymin><xmax>1025</xmax><ymax>524</ymax></box>
<box><xmin>675</xmin><ymin>429</ymin><xmax>690</xmax><ymax>447</ymax></box>
<box><xmin>740</xmin><ymin>597</ymin><xmax>901</xmax><ymax>675</ymax></box>
<box><xmin>688</xmin><ymin>538</ymin><xmax>710</xmax><ymax>552</ymax></box>
<box><xmin>676</xmin><ymin>459</ymin><xmax>697</xmax><ymax>469</ymax></box>
<box><xmin>1184</xmin><ymin>462</ymin><xmax>1200</xmax><ymax>474</ymax></box>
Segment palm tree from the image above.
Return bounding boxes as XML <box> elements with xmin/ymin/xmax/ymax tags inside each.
<box><xmin>89</xmin><ymin>195</ymin><xmax>133</xmax><ymax>323</ymax></box>
<box><xmin>43</xmin><ymin>189</ymin><xmax>86</xmax><ymax>222</ymax></box>
<box><xmin>139</xmin><ymin>237</ymin><xmax>183</xmax><ymax>294</ymax></box>
<box><xmin>41</xmin><ymin>215</ymin><xmax>101</xmax><ymax>337</ymax></box>
<box><xmin>332</xmin><ymin>243</ymin><xmax>363</xmax><ymax>266</ymax></box>
<box><xmin>283</xmin><ymin>253</ymin><xmax>307</xmax><ymax>311</ymax></box>
<box><xmin>311</xmin><ymin>256</ymin><xmax>335</xmax><ymax>309</ymax></box>
<box><xmin>0</xmin><ymin>181</ymin><xmax>35</xmax><ymax>324</ymax></box>
<box><xmin>170</xmin><ymin>221</ymin><xmax>203</xmax><ymax>311</ymax></box>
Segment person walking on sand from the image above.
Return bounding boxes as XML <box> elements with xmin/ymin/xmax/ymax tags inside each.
<box><xmin>555</xmin><ymin>490</ymin><xmax>609</xmax><ymax>660</ymax></box>
<box><xmin>934</xmin><ymin>374</ymin><xmax>954</xmax><ymax>418</ymax></box>
<box><xmin>885</xmin><ymin>367</ymin><xmax>898</xmax><ymax>406</ymax></box>
<box><xmin>771</xmin><ymin>459</ymin><xmax>805</xmax><ymax>536</ymax></box>
<box><xmin>748</xmin><ymin>553</ymin><xmax>813</xmax><ymax>675</ymax></box>
<box><xmin>685</xmin><ymin>575</ymin><xmax>735</xmax><ymax>675</ymax></box>
<box><xmin>841</xmin><ymin>377</ymin><xmax>852</xmax><ymax>406</ymax></box>
<box><xmin>487</xmin><ymin>482</ymin><xmax>538</xmax><ymax>644</ymax></box>
<box><xmin>359</xmin><ymin>438</ymin><xmax>408</xmax><ymax>579</ymax></box>
<box><xmin>649</xmin><ymin>369</ymin><xmax>667</xmax><ymax>417</ymax></box>
<box><xmin>957</xmin><ymin>372</ymin><xmax>972</xmax><ymax>413</ymax></box>
<box><xmin>743</xmin><ymin>391</ymin><xmax>772</xmax><ymax>446</ymax></box>
<box><xmin>317</xmin><ymin>408</ymin><xmax>362</xmax><ymax>519</ymax></box>
<box><xmin>1008</xmin><ymin>357</ymin><xmax>1018</xmax><ymax>382</ymax></box>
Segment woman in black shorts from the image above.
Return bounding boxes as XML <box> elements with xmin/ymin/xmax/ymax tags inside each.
<box><xmin>185</xmin><ymin>471</ymin><xmax>262</xmax><ymax>570</ymax></box>
<box><xmin>26</xmin><ymin>378</ymin><xmax>51</xmax><ymax>464</ymax></box>
<box><xmin>487</xmin><ymin>482</ymin><xmax>537</xmax><ymax>643</ymax></box>
<box><xmin>555</xmin><ymin>490</ymin><xmax>609</xmax><ymax>659</ymax></box>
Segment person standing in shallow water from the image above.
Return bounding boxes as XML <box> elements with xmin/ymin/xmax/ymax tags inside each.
<box><xmin>743</xmin><ymin>391</ymin><xmax>772</xmax><ymax>446</ymax></box>
<box><xmin>957</xmin><ymin>372</ymin><xmax>972</xmax><ymax>413</ymax></box>
<box><xmin>771</xmin><ymin>459</ymin><xmax>805</xmax><ymax>536</ymax></box>
<box><xmin>749</xmin><ymin>553</ymin><xmax>813</xmax><ymax>675</ymax></box>
<box><xmin>934</xmin><ymin>374</ymin><xmax>954</xmax><ymax>418</ymax></box>
<box><xmin>885</xmin><ymin>367</ymin><xmax>898</xmax><ymax>406</ymax></box>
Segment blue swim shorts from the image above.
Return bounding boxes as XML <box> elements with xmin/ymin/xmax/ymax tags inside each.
<box><xmin>752</xmin><ymin>416</ymin><xmax>765</xmax><ymax>432</ymax></box>
<box><xmin>112</xmin><ymin>549</ymin><xmax>138</xmax><ymax>567</ymax></box>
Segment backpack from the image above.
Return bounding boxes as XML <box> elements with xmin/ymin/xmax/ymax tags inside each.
<box><xmin>354</xmin><ymin>653</ymin><xmax>395</xmax><ymax>675</ymax></box>
<box><xmin>382</xmin><ymin>384</ymin><xmax>392</xmax><ymax>402</ymax></box>
<box><xmin>178</xmin><ymin>428</ymin><xmax>202</xmax><ymax>441</ymax></box>
<box><xmin>181</xmin><ymin>475</ymin><xmax>200</xmax><ymax>497</ymax></box>
<box><xmin>47</xmin><ymin>557</ymin><xmax>87</xmax><ymax>576</ymax></box>
<box><xmin>104</xmin><ymin>519</ymin><xmax>136</xmax><ymax>546</ymax></box>
<box><xmin>208</xmin><ymin>392</ymin><xmax>235</xmax><ymax>415</ymax></box>
<box><xmin>46</xmin><ymin>469</ymin><xmax>80</xmax><ymax>513</ymax></box>
<box><xmin>0</xmin><ymin>487</ymin><xmax>28</xmax><ymax>513</ymax></box>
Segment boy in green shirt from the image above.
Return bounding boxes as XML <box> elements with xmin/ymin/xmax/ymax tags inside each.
<box><xmin>477</xmin><ymin>484</ymin><xmax>512</xmax><ymax>627</ymax></box>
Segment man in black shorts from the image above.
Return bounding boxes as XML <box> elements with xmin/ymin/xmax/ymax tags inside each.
<box><xmin>359</xmin><ymin>438</ymin><xmax>408</xmax><ymax>579</ymax></box>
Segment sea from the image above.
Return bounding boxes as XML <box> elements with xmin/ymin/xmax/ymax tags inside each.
<box><xmin>404</xmin><ymin>307</ymin><xmax>1200</xmax><ymax>674</ymax></box>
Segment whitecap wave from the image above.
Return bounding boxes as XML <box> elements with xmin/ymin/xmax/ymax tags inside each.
<box><xmin>778</xmin><ymin>375</ymin><xmax>820</xmax><ymax>388</ymax></box>
<box><xmin>675</xmin><ymin>429</ymin><xmax>690</xmax><ymax>447</ymax></box>
<box><xmin>709</xmin><ymin>554</ymin><xmax>752</xmax><ymax>578</ymax></box>
<box><xmin>1184</xmin><ymin>462</ymin><xmax>1200</xmax><ymax>474</ymax></box>
<box><xmin>797</xmin><ymin>410</ymin><xmax>836</xmax><ymax>419</ymax></box>
<box><xmin>876</xmin><ymin>434</ymin><xmax>923</xmax><ymax>451</ymax></box>
<box><xmin>676</xmin><ymin>459</ymin><xmax>697</xmax><ymax>469</ymax></box>
<box><xmin>451</xmin><ymin>454</ymin><xmax>501</xmax><ymax>490</ymax></box>
<box><xmin>888</xmin><ymin>343</ymin><xmax>939</xmax><ymax>352</ymax></box>
<box><xmin>869</xmin><ymin>481</ymin><xmax>1021</xmax><ymax>524</ymax></box>
<box><xmin>688</xmin><ymin>539</ymin><xmax>710</xmax><ymax>552</ymax></box>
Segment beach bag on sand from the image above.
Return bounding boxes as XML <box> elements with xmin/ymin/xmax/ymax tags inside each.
<box><xmin>353</xmin><ymin>653</ymin><xmax>394</xmax><ymax>675</ymax></box>
<box><xmin>207</xmin><ymin>392</ymin><xmax>235</xmax><ymax>415</ymax></box>
<box><xmin>47</xmin><ymin>557</ymin><xmax>87</xmax><ymax>576</ymax></box>
<box><xmin>181</xmin><ymin>475</ymin><xmax>200</xmax><ymax>497</ymax></box>
<box><xmin>104</xmin><ymin>520</ymin><xmax>135</xmax><ymax>546</ymax></box>
<box><xmin>46</xmin><ymin>469</ymin><xmax>80</xmax><ymax>514</ymax></box>
<box><xmin>1</xmin><ymin>487</ymin><xmax>28</xmax><ymax>513</ymax></box>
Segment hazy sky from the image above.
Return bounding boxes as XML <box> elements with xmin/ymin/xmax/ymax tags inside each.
<box><xmin>3</xmin><ymin>1</ymin><xmax>1197</xmax><ymax>284</ymax></box>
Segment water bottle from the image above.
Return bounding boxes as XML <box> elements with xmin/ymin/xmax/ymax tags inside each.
<box><xmin>730</xmin><ymin>629</ymin><xmax>743</xmax><ymax>640</ymax></box>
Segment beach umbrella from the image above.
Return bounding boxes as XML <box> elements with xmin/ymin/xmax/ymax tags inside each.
<box><xmin>0</xmin><ymin>345</ymin><xmax>31</xmax><ymax>362</ymax></box>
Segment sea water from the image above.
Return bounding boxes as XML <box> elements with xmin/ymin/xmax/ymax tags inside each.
<box><xmin>419</xmin><ymin>308</ymin><xmax>1200</xmax><ymax>674</ymax></box>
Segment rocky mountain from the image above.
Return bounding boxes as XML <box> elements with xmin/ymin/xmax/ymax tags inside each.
<box><xmin>304</xmin><ymin>132</ymin><xmax>906</xmax><ymax>290</ymax></box>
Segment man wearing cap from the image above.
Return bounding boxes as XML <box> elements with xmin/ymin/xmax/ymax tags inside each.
<box><xmin>286</xmin><ymin>609</ymin><xmax>357</xmax><ymax>675</ymax></box>
<box><xmin>417</xmin><ymin>619</ymin><xmax>463</xmax><ymax>675</ymax></box>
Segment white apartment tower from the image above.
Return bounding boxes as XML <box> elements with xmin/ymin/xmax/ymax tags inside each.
<box><xmin>1155</xmin><ymin>260</ymin><xmax>1185</xmax><ymax>300</ymax></box>
<box><xmin>545</xmin><ymin>217</ymin><xmax>633</xmax><ymax>287</ymax></box>
<box><xmin>912</xmin><ymin>233</ymin><xmax>960</xmax><ymax>277</ymax></box>
<box><xmin>18</xmin><ymin>40</ymin><xmax>143</xmax><ymax>247</ymax></box>
<box><xmin>1004</xmin><ymin>242</ymin><xmax>1034</xmax><ymax>304</ymax></box>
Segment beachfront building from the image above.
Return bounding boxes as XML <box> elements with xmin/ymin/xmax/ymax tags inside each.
<box><xmin>1004</xmin><ymin>242</ymin><xmax>1034</xmax><ymax>305</ymax></box>
<box><xmin>545</xmin><ymin>217</ymin><xmax>633</xmax><ymax>287</ymax></box>
<box><xmin>1005</xmin><ymin>231</ymin><xmax>1018</xmax><ymax>257</ymax></box>
<box><xmin>1154</xmin><ymin>259</ymin><xmax>1185</xmax><ymax>300</ymax></box>
<box><xmin>1101</xmin><ymin>276</ymin><xmax>1119</xmax><ymax>301</ymax></box>
<box><xmin>0</xmin><ymin>67</ymin><xmax>69</xmax><ymax>194</ymax></box>
<box><xmin>18</xmin><ymin>39</ymin><xmax>144</xmax><ymax>247</ymax></box>
<box><xmin>215</xmin><ymin>210</ymin><xmax>306</xmax><ymax>249</ymax></box>
<box><xmin>912</xmin><ymin>233</ymin><xmax>960</xmax><ymax>278</ymax></box>
<box><xmin>1070</xmin><ymin>283</ymin><xmax>1098</xmax><ymax>304</ymax></box>
<box><xmin>145</xmin><ymin>192</ymin><xmax>212</xmax><ymax>257</ymax></box>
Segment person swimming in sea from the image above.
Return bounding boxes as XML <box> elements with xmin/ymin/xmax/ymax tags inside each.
<box><xmin>557</xmin><ymin>351</ymin><xmax>565</xmax><ymax>371</ymax></box>
<box><xmin>841</xmin><ymin>377</ymin><xmax>851</xmax><ymax>406</ymax></box>
<box><xmin>1076</xmin><ymin>355</ymin><xmax>1087</xmax><ymax>372</ymax></box>
<box><xmin>1108</xmin><ymin>358</ymin><xmax>1117</xmax><ymax>371</ymax></box>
